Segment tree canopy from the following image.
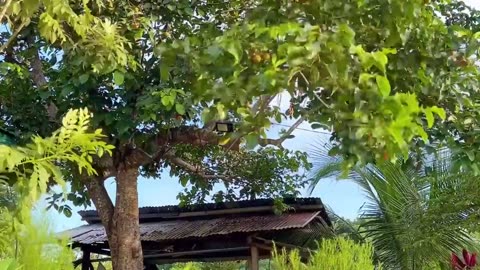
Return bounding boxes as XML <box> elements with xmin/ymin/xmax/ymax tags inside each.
<box><xmin>2</xmin><ymin>0</ymin><xmax>480</xmax><ymax>268</ymax></box>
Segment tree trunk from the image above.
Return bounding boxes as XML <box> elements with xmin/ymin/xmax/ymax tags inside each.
<box><xmin>111</xmin><ymin>165</ymin><xmax>143</xmax><ymax>270</ymax></box>
<box><xmin>83</xmin><ymin>176</ymin><xmax>120</xmax><ymax>267</ymax></box>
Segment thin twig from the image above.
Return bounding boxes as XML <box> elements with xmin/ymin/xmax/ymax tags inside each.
<box><xmin>0</xmin><ymin>19</ymin><xmax>28</xmax><ymax>54</ymax></box>
<box><xmin>0</xmin><ymin>0</ymin><xmax>13</xmax><ymax>25</ymax></box>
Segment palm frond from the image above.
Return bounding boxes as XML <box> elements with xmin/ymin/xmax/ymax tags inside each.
<box><xmin>307</xmin><ymin>143</ymin><xmax>476</xmax><ymax>269</ymax></box>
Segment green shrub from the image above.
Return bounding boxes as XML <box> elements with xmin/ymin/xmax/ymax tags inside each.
<box><xmin>0</xmin><ymin>214</ymin><xmax>74</xmax><ymax>270</ymax></box>
<box><xmin>272</xmin><ymin>238</ymin><xmax>379</xmax><ymax>270</ymax></box>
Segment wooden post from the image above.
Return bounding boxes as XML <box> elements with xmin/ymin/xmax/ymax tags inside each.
<box><xmin>81</xmin><ymin>246</ymin><xmax>91</xmax><ymax>270</ymax></box>
<box><xmin>249</xmin><ymin>245</ymin><xmax>259</xmax><ymax>270</ymax></box>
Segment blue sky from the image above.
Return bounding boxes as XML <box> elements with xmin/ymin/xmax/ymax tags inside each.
<box><xmin>45</xmin><ymin>0</ymin><xmax>480</xmax><ymax>231</ymax></box>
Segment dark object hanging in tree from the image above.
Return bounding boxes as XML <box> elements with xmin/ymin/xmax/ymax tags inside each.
<box><xmin>214</xmin><ymin>122</ymin><xmax>234</xmax><ymax>133</ymax></box>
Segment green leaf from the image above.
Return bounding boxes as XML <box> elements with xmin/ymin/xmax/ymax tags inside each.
<box><xmin>216</xmin><ymin>103</ymin><xmax>226</xmax><ymax>119</ymax></box>
<box><xmin>337</xmin><ymin>24</ymin><xmax>355</xmax><ymax>46</ymax></box>
<box><xmin>63</xmin><ymin>207</ymin><xmax>72</xmax><ymax>217</ymax></box>
<box><xmin>98</xmin><ymin>147</ymin><xmax>104</xmax><ymax>158</ymax></box>
<box><xmin>160</xmin><ymin>64</ymin><xmax>170</xmax><ymax>81</ymax></box>
<box><xmin>219</xmin><ymin>136</ymin><xmax>231</xmax><ymax>146</ymax></box>
<box><xmin>359</xmin><ymin>73</ymin><xmax>374</xmax><ymax>85</ymax></box>
<box><xmin>376</xmin><ymin>75</ymin><xmax>391</xmax><ymax>97</ymax></box>
<box><xmin>467</xmin><ymin>150</ymin><xmax>475</xmax><ymax>162</ymax></box>
<box><xmin>225</xmin><ymin>40</ymin><xmax>242</xmax><ymax>65</ymax></box>
<box><xmin>175</xmin><ymin>103</ymin><xmax>186</xmax><ymax>115</ymax></box>
<box><xmin>429</xmin><ymin>105</ymin><xmax>446</xmax><ymax>120</ymax></box>
<box><xmin>113</xmin><ymin>71</ymin><xmax>124</xmax><ymax>85</ymax></box>
<box><xmin>275</xmin><ymin>113</ymin><xmax>282</xmax><ymax>123</ymax></box>
<box><xmin>373</xmin><ymin>51</ymin><xmax>388</xmax><ymax>73</ymax></box>
<box><xmin>201</xmin><ymin>108</ymin><xmax>214</xmax><ymax>123</ymax></box>
<box><xmin>311</xmin><ymin>123</ymin><xmax>324</xmax><ymax>129</ymax></box>
<box><xmin>207</xmin><ymin>45</ymin><xmax>222</xmax><ymax>59</ymax></box>
<box><xmin>424</xmin><ymin>108</ymin><xmax>434</xmax><ymax>128</ymax></box>
<box><xmin>79</xmin><ymin>74</ymin><xmax>89</xmax><ymax>84</ymax></box>
<box><xmin>245</xmin><ymin>134</ymin><xmax>258</xmax><ymax>149</ymax></box>
<box><xmin>161</xmin><ymin>95</ymin><xmax>173</xmax><ymax>107</ymax></box>
<box><xmin>0</xmin><ymin>259</ymin><xmax>16</xmax><ymax>270</ymax></box>
<box><xmin>180</xmin><ymin>177</ymin><xmax>188</xmax><ymax>187</ymax></box>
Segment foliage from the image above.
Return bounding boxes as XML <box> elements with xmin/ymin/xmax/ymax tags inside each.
<box><xmin>271</xmin><ymin>237</ymin><xmax>378</xmax><ymax>270</ymax></box>
<box><xmin>162</xmin><ymin>261</ymin><xmax>245</xmax><ymax>270</ymax></box>
<box><xmin>2</xmin><ymin>0</ymin><xmax>131</xmax><ymax>72</ymax></box>
<box><xmin>156</xmin><ymin>146</ymin><xmax>311</xmax><ymax>204</ymax></box>
<box><xmin>0</xmin><ymin>109</ymin><xmax>111</xmax><ymax>269</ymax></box>
<box><xmin>309</xmin><ymin>147</ymin><xmax>478</xmax><ymax>269</ymax></box>
<box><xmin>2</xmin><ymin>0</ymin><xmax>478</xmax><ymax>198</ymax></box>
<box><xmin>0</xmin><ymin>214</ymin><xmax>75</xmax><ymax>270</ymax></box>
<box><xmin>34</xmin><ymin>0</ymin><xmax>478</xmax><ymax>208</ymax></box>
<box><xmin>0</xmin><ymin>108</ymin><xmax>112</xmax><ymax>217</ymax></box>
<box><xmin>451</xmin><ymin>249</ymin><xmax>478</xmax><ymax>270</ymax></box>
<box><xmin>3</xmin><ymin>0</ymin><xmax>480</xmax><ymax>268</ymax></box>
<box><xmin>325</xmin><ymin>208</ymin><xmax>365</xmax><ymax>244</ymax></box>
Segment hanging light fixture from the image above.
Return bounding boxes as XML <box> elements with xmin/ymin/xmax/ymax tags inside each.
<box><xmin>214</xmin><ymin>121</ymin><xmax>234</xmax><ymax>133</ymax></box>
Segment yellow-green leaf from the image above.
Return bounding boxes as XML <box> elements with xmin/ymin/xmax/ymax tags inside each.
<box><xmin>113</xmin><ymin>71</ymin><xmax>124</xmax><ymax>85</ymax></box>
<box><xmin>218</xmin><ymin>136</ymin><xmax>231</xmax><ymax>146</ymax></box>
<box><xmin>376</xmin><ymin>75</ymin><xmax>391</xmax><ymax>97</ymax></box>
<box><xmin>424</xmin><ymin>108</ymin><xmax>434</xmax><ymax>128</ymax></box>
<box><xmin>429</xmin><ymin>105</ymin><xmax>446</xmax><ymax>120</ymax></box>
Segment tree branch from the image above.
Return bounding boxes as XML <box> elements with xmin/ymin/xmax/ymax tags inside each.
<box><xmin>258</xmin><ymin>116</ymin><xmax>305</xmax><ymax>148</ymax></box>
<box><xmin>0</xmin><ymin>0</ymin><xmax>12</xmax><ymax>25</ymax></box>
<box><xmin>83</xmin><ymin>175</ymin><xmax>114</xmax><ymax>234</ymax></box>
<box><xmin>164</xmin><ymin>151</ymin><xmax>231</xmax><ymax>180</ymax></box>
<box><xmin>151</xmin><ymin>126</ymin><xmax>239</xmax><ymax>150</ymax></box>
<box><xmin>144</xmin><ymin>120</ymin><xmax>302</xmax><ymax>161</ymax></box>
<box><xmin>251</xmin><ymin>94</ymin><xmax>276</xmax><ymax>114</ymax></box>
<box><xmin>0</xmin><ymin>19</ymin><xmax>28</xmax><ymax>54</ymax></box>
<box><xmin>279</xmin><ymin>115</ymin><xmax>305</xmax><ymax>144</ymax></box>
<box><xmin>26</xmin><ymin>35</ymin><xmax>59</xmax><ymax>121</ymax></box>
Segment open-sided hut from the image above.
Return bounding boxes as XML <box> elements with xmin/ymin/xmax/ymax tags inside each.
<box><xmin>63</xmin><ymin>197</ymin><xmax>331</xmax><ymax>270</ymax></box>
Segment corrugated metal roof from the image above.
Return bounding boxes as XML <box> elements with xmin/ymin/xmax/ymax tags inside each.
<box><xmin>79</xmin><ymin>197</ymin><xmax>325</xmax><ymax>222</ymax></box>
<box><xmin>62</xmin><ymin>212</ymin><xmax>320</xmax><ymax>244</ymax></box>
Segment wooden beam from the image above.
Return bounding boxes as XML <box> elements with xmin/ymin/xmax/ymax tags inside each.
<box><xmin>81</xmin><ymin>246</ymin><xmax>91</xmax><ymax>270</ymax></box>
<box><xmin>249</xmin><ymin>245</ymin><xmax>259</xmax><ymax>270</ymax></box>
<box><xmin>252</xmin><ymin>236</ymin><xmax>311</xmax><ymax>259</ymax></box>
<box><xmin>145</xmin><ymin>255</ymin><xmax>269</xmax><ymax>265</ymax></box>
<box><xmin>251</xmin><ymin>242</ymin><xmax>273</xmax><ymax>251</ymax></box>
<box><xmin>252</xmin><ymin>236</ymin><xmax>310</xmax><ymax>252</ymax></box>
<box><xmin>143</xmin><ymin>247</ymin><xmax>248</xmax><ymax>259</ymax></box>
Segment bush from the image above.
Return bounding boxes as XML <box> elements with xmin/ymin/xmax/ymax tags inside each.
<box><xmin>272</xmin><ymin>238</ymin><xmax>379</xmax><ymax>270</ymax></box>
<box><xmin>0</xmin><ymin>214</ymin><xmax>74</xmax><ymax>270</ymax></box>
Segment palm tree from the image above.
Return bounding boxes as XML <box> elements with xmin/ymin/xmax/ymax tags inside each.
<box><xmin>309</xmin><ymin>146</ymin><xmax>477</xmax><ymax>269</ymax></box>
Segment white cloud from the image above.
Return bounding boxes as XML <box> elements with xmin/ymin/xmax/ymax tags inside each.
<box><xmin>464</xmin><ymin>0</ymin><xmax>480</xmax><ymax>9</ymax></box>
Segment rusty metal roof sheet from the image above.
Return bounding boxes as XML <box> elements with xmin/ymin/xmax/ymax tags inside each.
<box><xmin>62</xmin><ymin>212</ymin><xmax>321</xmax><ymax>244</ymax></box>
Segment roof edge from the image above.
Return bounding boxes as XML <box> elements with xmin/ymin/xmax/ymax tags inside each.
<box><xmin>79</xmin><ymin>197</ymin><xmax>327</xmax><ymax>224</ymax></box>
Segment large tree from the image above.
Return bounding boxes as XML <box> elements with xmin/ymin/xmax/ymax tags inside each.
<box><xmin>1</xmin><ymin>0</ymin><xmax>479</xmax><ymax>269</ymax></box>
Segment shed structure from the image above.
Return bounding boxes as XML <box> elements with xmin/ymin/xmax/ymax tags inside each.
<box><xmin>62</xmin><ymin>198</ymin><xmax>331</xmax><ymax>270</ymax></box>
